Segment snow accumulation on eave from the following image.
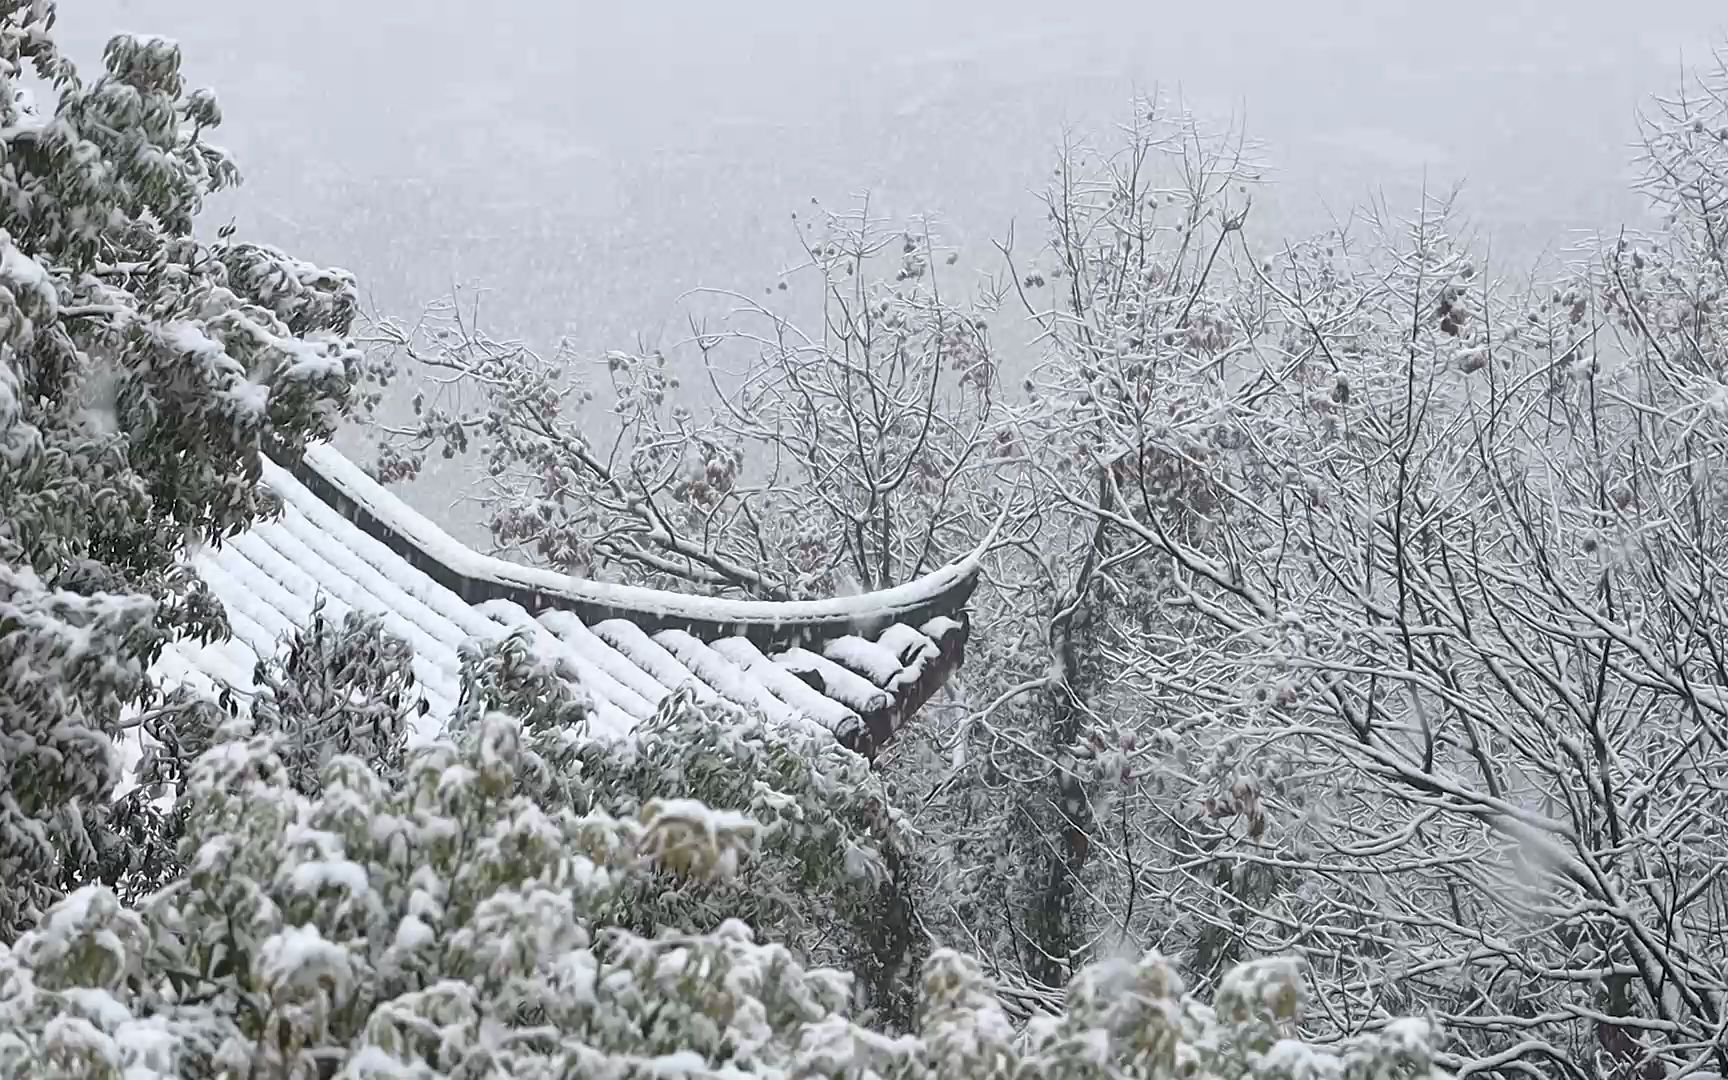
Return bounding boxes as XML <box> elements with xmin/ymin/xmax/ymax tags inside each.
<box><xmin>297</xmin><ymin>442</ymin><xmax>985</xmax><ymax>632</ymax></box>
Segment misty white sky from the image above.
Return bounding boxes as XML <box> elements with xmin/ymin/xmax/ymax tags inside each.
<box><xmin>65</xmin><ymin>1</ymin><xmax>1728</xmax><ymax>359</ymax></box>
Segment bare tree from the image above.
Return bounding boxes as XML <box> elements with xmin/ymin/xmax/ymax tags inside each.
<box><xmin>355</xmin><ymin>199</ymin><xmax>1000</xmax><ymax>601</ymax></box>
<box><xmin>1047</xmin><ymin>63</ymin><xmax>1728</xmax><ymax>1075</ymax></box>
<box><xmin>939</xmin><ymin>102</ymin><xmax>1266</xmax><ymax>990</ymax></box>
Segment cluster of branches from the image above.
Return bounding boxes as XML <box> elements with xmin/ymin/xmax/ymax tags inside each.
<box><xmin>1084</xmin><ymin>149</ymin><xmax>1728</xmax><ymax>1080</ymax></box>
<box><xmin>356</xmin><ymin>197</ymin><xmax>1001</xmax><ymax>600</ymax></box>
<box><xmin>361</xmin><ymin>57</ymin><xmax>1728</xmax><ymax>1080</ymax></box>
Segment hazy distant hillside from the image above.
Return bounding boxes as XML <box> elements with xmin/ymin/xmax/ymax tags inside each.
<box><xmin>61</xmin><ymin>0</ymin><xmax>1722</xmax><ymax>355</ymax></box>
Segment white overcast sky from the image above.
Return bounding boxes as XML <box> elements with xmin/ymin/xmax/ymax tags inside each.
<box><xmin>63</xmin><ymin>1</ymin><xmax>1728</xmax><ymax>356</ymax></box>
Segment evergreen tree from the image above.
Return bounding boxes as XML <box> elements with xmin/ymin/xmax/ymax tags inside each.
<box><xmin>0</xmin><ymin>1</ymin><xmax>359</xmax><ymax>937</ymax></box>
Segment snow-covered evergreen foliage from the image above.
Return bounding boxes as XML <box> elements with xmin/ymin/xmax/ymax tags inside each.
<box><xmin>445</xmin><ymin>629</ymin><xmax>925</xmax><ymax>1026</ymax></box>
<box><xmin>0</xmin><ymin>0</ymin><xmax>359</xmax><ymax>938</ymax></box>
<box><xmin>0</xmin><ymin>704</ymin><xmax>1450</xmax><ymax>1080</ymax></box>
<box><xmin>91</xmin><ymin>606</ymin><xmax>424</xmax><ymax>906</ymax></box>
<box><xmin>250</xmin><ymin>602</ymin><xmax>422</xmax><ymax>793</ymax></box>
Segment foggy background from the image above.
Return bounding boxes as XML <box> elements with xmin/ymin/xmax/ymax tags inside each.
<box><xmin>61</xmin><ymin>0</ymin><xmax>1728</xmax><ymax>524</ymax></box>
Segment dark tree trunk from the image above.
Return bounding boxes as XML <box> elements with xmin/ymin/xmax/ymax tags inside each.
<box><xmin>858</xmin><ymin>841</ymin><xmax>927</xmax><ymax>1032</ymax></box>
<box><xmin>1022</xmin><ymin>469</ymin><xmax>1112</xmax><ymax>989</ymax></box>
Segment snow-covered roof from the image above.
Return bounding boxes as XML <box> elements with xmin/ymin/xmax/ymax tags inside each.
<box><xmin>149</xmin><ymin>444</ymin><xmax>975</xmax><ymax>757</ymax></box>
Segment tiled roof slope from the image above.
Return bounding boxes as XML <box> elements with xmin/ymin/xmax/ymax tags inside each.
<box><xmin>156</xmin><ymin>444</ymin><xmax>976</xmax><ymax>757</ymax></box>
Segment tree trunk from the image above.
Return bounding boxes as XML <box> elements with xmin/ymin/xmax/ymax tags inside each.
<box><xmin>1022</xmin><ymin>471</ymin><xmax>1112</xmax><ymax>988</ymax></box>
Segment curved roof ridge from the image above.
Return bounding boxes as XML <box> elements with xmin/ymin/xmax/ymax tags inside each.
<box><xmin>271</xmin><ymin>443</ymin><xmax>979</xmax><ymax>647</ymax></box>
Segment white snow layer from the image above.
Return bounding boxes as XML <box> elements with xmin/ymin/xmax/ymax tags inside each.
<box><xmin>151</xmin><ymin>445</ymin><xmax>971</xmax><ymax>750</ymax></box>
<box><xmin>301</xmin><ymin>442</ymin><xmax>983</xmax><ymax>631</ymax></box>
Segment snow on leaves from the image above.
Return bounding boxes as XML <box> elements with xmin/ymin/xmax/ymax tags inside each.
<box><xmin>0</xmin><ymin>0</ymin><xmax>358</xmax><ymax>938</ymax></box>
<box><xmin>0</xmin><ymin>701</ymin><xmax>1449</xmax><ymax>1080</ymax></box>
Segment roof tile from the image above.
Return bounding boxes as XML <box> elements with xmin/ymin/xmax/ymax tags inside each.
<box><xmin>153</xmin><ymin>446</ymin><xmax>976</xmax><ymax>758</ymax></box>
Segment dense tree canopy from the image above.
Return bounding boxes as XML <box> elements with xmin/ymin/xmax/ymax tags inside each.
<box><xmin>0</xmin><ymin>699</ymin><xmax>1451</xmax><ymax>1080</ymax></box>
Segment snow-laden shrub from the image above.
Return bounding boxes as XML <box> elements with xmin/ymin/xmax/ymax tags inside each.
<box><xmin>246</xmin><ymin>601</ymin><xmax>422</xmax><ymax>793</ymax></box>
<box><xmin>570</xmin><ymin>695</ymin><xmax>926</xmax><ymax>1027</ymax></box>
<box><xmin>450</xmin><ymin>631</ymin><xmax>926</xmax><ymax>1027</ymax></box>
<box><xmin>0</xmin><ymin>1</ymin><xmax>359</xmax><ymax>937</ymax></box>
<box><xmin>88</xmin><ymin>605</ymin><xmax>425</xmax><ymax>906</ymax></box>
<box><xmin>0</xmin><ymin>709</ymin><xmax>1452</xmax><ymax>1080</ymax></box>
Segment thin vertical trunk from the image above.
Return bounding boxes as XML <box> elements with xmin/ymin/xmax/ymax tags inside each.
<box><xmin>1022</xmin><ymin>470</ymin><xmax>1112</xmax><ymax>988</ymax></box>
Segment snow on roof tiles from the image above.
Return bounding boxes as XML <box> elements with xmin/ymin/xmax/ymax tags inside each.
<box><xmin>152</xmin><ymin>444</ymin><xmax>974</xmax><ymax>757</ymax></box>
